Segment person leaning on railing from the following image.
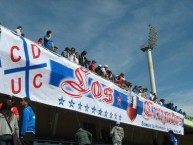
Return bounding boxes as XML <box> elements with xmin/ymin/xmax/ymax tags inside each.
<box><xmin>44</xmin><ymin>30</ymin><xmax>56</xmax><ymax>52</ymax></box>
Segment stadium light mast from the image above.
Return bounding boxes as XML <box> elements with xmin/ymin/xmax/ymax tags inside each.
<box><xmin>141</xmin><ymin>24</ymin><xmax>157</xmax><ymax>94</ymax></box>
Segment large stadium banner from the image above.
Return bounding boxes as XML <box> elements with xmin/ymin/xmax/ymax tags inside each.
<box><xmin>0</xmin><ymin>26</ymin><xmax>184</xmax><ymax>134</ymax></box>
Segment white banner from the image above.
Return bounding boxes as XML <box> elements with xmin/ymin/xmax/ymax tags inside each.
<box><xmin>0</xmin><ymin>26</ymin><xmax>184</xmax><ymax>134</ymax></box>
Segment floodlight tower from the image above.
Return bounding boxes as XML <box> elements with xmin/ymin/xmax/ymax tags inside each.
<box><xmin>141</xmin><ymin>24</ymin><xmax>157</xmax><ymax>94</ymax></box>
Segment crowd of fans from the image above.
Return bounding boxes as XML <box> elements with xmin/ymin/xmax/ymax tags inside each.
<box><xmin>0</xmin><ymin>95</ymin><xmax>36</xmax><ymax>144</ymax></box>
<box><xmin>131</xmin><ymin>86</ymin><xmax>187</xmax><ymax>117</ymax></box>
<box><xmin>60</xmin><ymin>46</ymin><xmax>132</xmax><ymax>91</ymax></box>
<box><xmin>14</xmin><ymin>26</ymin><xmax>191</xmax><ymax>120</ymax></box>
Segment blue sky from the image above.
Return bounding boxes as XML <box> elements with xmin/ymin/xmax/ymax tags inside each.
<box><xmin>0</xmin><ymin>0</ymin><xmax>193</xmax><ymax>116</ymax></box>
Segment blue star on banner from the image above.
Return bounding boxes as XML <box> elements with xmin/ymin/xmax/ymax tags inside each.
<box><xmin>85</xmin><ymin>104</ymin><xmax>89</xmax><ymax>112</ymax></box>
<box><xmin>78</xmin><ymin>102</ymin><xmax>83</xmax><ymax>110</ymax></box>
<box><xmin>114</xmin><ymin>113</ymin><xmax>117</xmax><ymax>119</ymax></box>
<box><xmin>98</xmin><ymin>109</ymin><xmax>103</xmax><ymax>115</ymax></box>
<box><xmin>69</xmin><ymin>99</ymin><xmax>75</xmax><ymax>108</ymax></box>
<box><xmin>92</xmin><ymin>106</ymin><xmax>96</xmax><ymax>114</ymax></box>
<box><xmin>119</xmin><ymin>115</ymin><xmax>122</xmax><ymax>121</ymax></box>
<box><xmin>58</xmin><ymin>96</ymin><xmax>65</xmax><ymax>106</ymax></box>
<box><xmin>104</xmin><ymin>111</ymin><xmax>108</xmax><ymax>117</ymax></box>
<box><xmin>110</xmin><ymin>112</ymin><xmax>113</xmax><ymax>118</ymax></box>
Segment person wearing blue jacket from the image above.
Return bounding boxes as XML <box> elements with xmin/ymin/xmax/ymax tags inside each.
<box><xmin>20</xmin><ymin>97</ymin><xmax>36</xmax><ymax>145</ymax></box>
<box><xmin>168</xmin><ymin>130</ymin><xmax>179</xmax><ymax>145</ymax></box>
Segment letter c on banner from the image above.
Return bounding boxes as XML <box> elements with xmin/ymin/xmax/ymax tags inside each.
<box><xmin>33</xmin><ymin>73</ymin><xmax>42</xmax><ymax>88</ymax></box>
<box><xmin>10</xmin><ymin>46</ymin><xmax>21</xmax><ymax>62</ymax></box>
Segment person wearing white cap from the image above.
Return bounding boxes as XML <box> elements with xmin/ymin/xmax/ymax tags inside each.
<box><xmin>101</xmin><ymin>65</ymin><xmax>109</xmax><ymax>79</ymax></box>
<box><xmin>103</xmin><ymin>64</ymin><xmax>108</xmax><ymax>68</ymax></box>
<box><xmin>110</xmin><ymin>121</ymin><xmax>124</xmax><ymax>145</ymax></box>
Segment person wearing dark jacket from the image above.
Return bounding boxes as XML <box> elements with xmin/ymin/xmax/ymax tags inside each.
<box><xmin>168</xmin><ymin>130</ymin><xmax>179</xmax><ymax>145</ymax></box>
<box><xmin>75</xmin><ymin>128</ymin><xmax>92</xmax><ymax>145</ymax></box>
<box><xmin>79</xmin><ymin>50</ymin><xmax>88</xmax><ymax>68</ymax></box>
